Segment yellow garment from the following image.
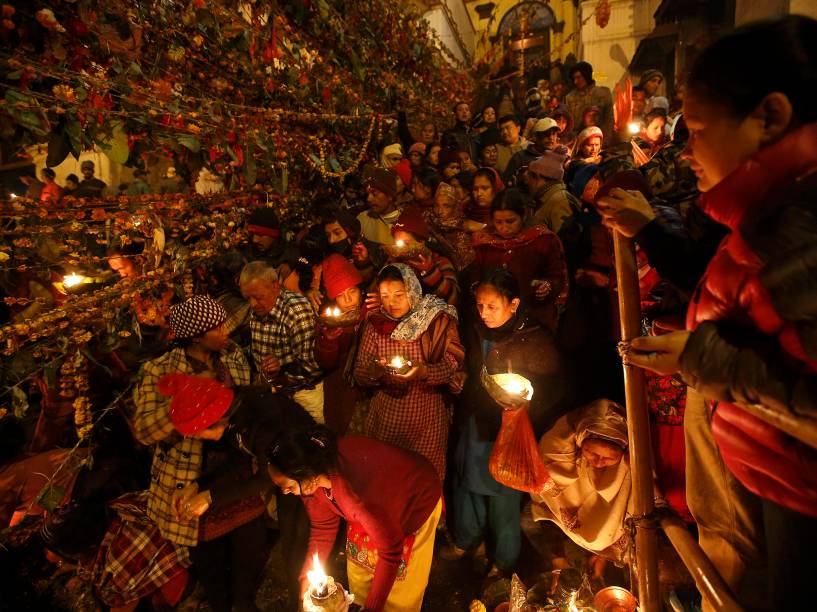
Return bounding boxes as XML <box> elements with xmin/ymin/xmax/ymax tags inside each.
<box><xmin>346</xmin><ymin>497</ymin><xmax>442</xmax><ymax>612</ymax></box>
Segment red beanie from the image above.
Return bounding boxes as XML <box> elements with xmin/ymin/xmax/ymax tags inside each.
<box><xmin>394</xmin><ymin>158</ymin><xmax>413</xmax><ymax>187</ymax></box>
<box><xmin>157</xmin><ymin>374</ymin><xmax>234</xmax><ymax>436</ymax></box>
<box><xmin>392</xmin><ymin>205</ymin><xmax>430</xmax><ymax>240</ymax></box>
<box><xmin>322</xmin><ymin>253</ymin><xmax>363</xmax><ymax>300</ymax></box>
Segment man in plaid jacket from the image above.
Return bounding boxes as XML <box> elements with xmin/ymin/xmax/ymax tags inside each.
<box><xmin>239</xmin><ymin>261</ymin><xmax>324</xmax><ymax>423</ymax></box>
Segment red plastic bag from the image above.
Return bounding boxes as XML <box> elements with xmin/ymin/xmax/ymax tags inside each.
<box><xmin>489</xmin><ymin>408</ymin><xmax>551</xmax><ymax>494</ymax></box>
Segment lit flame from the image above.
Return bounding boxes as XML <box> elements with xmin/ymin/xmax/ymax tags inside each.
<box><xmin>500</xmin><ymin>378</ymin><xmax>525</xmax><ymax>395</ymax></box>
<box><xmin>568</xmin><ymin>591</ymin><xmax>579</xmax><ymax>612</ymax></box>
<box><xmin>389</xmin><ymin>356</ymin><xmax>405</xmax><ymax>369</ymax></box>
<box><xmin>395</xmin><ymin>239</ymin><xmax>406</xmax><ymax>248</ymax></box>
<box><xmin>306</xmin><ymin>553</ymin><xmax>328</xmax><ymax>596</ymax></box>
<box><xmin>62</xmin><ymin>273</ymin><xmax>86</xmax><ymax>288</ymax></box>
<box><xmin>10</xmin><ymin>193</ymin><xmax>17</xmax><ymax>198</ymax></box>
<box><xmin>324</xmin><ymin>306</ymin><xmax>341</xmax><ymax>317</ymax></box>
<box><xmin>627</xmin><ymin>121</ymin><xmax>641</xmax><ymax>135</ymax></box>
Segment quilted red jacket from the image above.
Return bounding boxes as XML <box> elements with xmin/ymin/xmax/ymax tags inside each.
<box><xmin>680</xmin><ymin>123</ymin><xmax>817</xmax><ymax>518</ymax></box>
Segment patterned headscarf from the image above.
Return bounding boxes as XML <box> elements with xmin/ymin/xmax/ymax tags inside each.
<box><xmin>575</xmin><ymin>400</ymin><xmax>629</xmax><ymax>449</ymax></box>
<box><xmin>168</xmin><ymin>295</ymin><xmax>227</xmax><ymax>339</ymax></box>
<box><xmin>381</xmin><ymin>263</ymin><xmax>458</xmax><ymax>341</ymax></box>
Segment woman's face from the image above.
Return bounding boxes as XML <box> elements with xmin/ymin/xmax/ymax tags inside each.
<box><xmin>379</xmin><ymin>278</ymin><xmax>411</xmax><ymax>319</ymax></box>
<box><xmin>413</xmin><ymin>180</ymin><xmax>431</xmax><ymax>202</ymax></box>
<box><xmin>475</xmin><ymin>284</ymin><xmax>519</xmax><ymax>329</ymax></box>
<box><xmin>483</xmin><ymin>106</ymin><xmax>496</xmax><ymax>124</ymax></box>
<box><xmin>580</xmin><ymin>136</ymin><xmax>602</xmax><ymax>158</ymax></box>
<box><xmin>336</xmin><ymin>285</ymin><xmax>361</xmax><ymax>313</ymax></box>
<box><xmin>480</xmin><ymin>145</ymin><xmax>498</xmax><ymax>167</ymax></box>
<box><xmin>421</xmin><ymin>123</ymin><xmax>436</xmax><ymax>144</ymax></box>
<box><xmin>450</xmin><ymin>179</ymin><xmax>467</xmax><ymax>202</ymax></box>
<box><xmin>681</xmin><ymin>92</ymin><xmax>765</xmax><ymax>192</ymax></box>
<box><xmin>196</xmin><ymin>322</ymin><xmax>229</xmax><ymax>352</ymax></box>
<box><xmin>581</xmin><ymin>438</ymin><xmax>625</xmax><ymax>469</ymax></box>
<box><xmin>267</xmin><ymin>465</ymin><xmax>321</xmax><ymax>496</ymax></box>
<box><xmin>409</xmin><ymin>151</ymin><xmax>424</xmax><ymax>168</ymax></box>
<box><xmin>324</xmin><ymin>221</ymin><xmax>349</xmax><ymax>245</ymax></box>
<box><xmin>582</xmin><ymin>109</ymin><xmax>599</xmax><ymax>127</ymax></box>
<box><xmin>472</xmin><ymin>175</ymin><xmax>495</xmax><ymax>207</ymax></box>
<box><xmin>427</xmin><ymin>145</ymin><xmax>441</xmax><ymax>166</ymax></box>
<box><xmin>642</xmin><ymin>117</ymin><xmax>666</xmax><ymax>144</ymax></box>
<box><xmin>434</xmin><ymin>195</ymin><xmax>458</xmax><ymax>220</ymax></box>
<box><xmin>443</xmin><ymin>162</ymin><xmax>461</xmax><ymax>178</ymax></box>
<box><xmin>492</xmin><ymin>210</ymin><xmax>523</xmax><ymax>238</ymax></box>
<box><xmin>193</xmin><ymin>417</ymin><xmax>229</xmax><ymax>441</ymax></box>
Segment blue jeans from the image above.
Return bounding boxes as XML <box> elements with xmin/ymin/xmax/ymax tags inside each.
<box><xmin>452</xmin><ymin>482</ymin><xmax>523</xmax><ymax>572</ymax></box>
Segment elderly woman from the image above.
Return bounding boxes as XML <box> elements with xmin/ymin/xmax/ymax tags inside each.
<box><xmin>427</xmin><ymin>182</ymin><xmax>485</xmax><ymax>272</ymax></box>
<box><xmin>353</xmin><ymin>263</ymin><xmax>464</xmax><ymax>479</ymax></box>
<box><xmin>530</xmin><ymin>399</ymin><xmax>632</xmax><ymax>568</ymax></box>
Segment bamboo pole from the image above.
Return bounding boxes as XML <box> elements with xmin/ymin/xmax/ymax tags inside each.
<box><xmin>660</xmin><ymin>514</ymin><xmax>743</xmax><ymax>611</ymax></box>
<box><xmin>612</xmin><ymin>232</ymin><xmax>661</xmax><ymax>611</ymax></box>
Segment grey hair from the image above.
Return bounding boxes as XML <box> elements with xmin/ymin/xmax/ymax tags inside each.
<box><xmin>239</xmin><ymin>261</ymin><xmax>279</xmax><ymax>287</ymax></box>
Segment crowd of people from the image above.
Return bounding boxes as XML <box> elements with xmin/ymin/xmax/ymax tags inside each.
<box><xmin>2</xmin><ymin>15</ymin><xmax>817</xmax><ymax>612</ymax></box>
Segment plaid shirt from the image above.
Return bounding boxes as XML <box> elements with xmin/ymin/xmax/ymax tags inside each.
<box><xmin>132</xmin><ymin>344</ymin><xmax>250</xmax><ymax>546</ymax></box>
<box><xmin>249</xmin><ymin>289</ymin><xmax>320</xmax><ymax>383</ymax></box>
<box><xmin>91</xmin><ymin>492</ymin><xmax>191</xmax><ymax>607</ymax></box>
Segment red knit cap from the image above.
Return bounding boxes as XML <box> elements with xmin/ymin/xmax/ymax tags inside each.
<box><xmin>392</xmin><ymin>205</ymin><xmax>430</xmax><ymax>240</ymax></box>
<box><xmin>394</xmin><ymin>158</ymin><xmax>413</xmax><ymax>187</ymax></box>
<box><xmin>157</xmin><ymin>374</ymin><xmax>234</xmax><ymax>436</ymax></box>
<box><xmin>322</xmin><ymin>253</ymin><xmax>363</xmax><ymax>300</ymax></box>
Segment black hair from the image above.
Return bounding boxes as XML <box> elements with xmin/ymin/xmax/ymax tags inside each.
<box><xmin>498</xmin><ymin>114</ymin><xmax>520</xmax><ymax>127</ymax></box>
<box><xmin>377</xmin><ymin>264</ymin><xmax>405</xmax><ymax>285</ymax></box>
<box><xmin>342</xmin><ymin>173</ymin><xmax>362</xmax><ymax>189</ymax></box>
<box><xmin>645</xmin><ymin>110</ymin><xmax>667</xmax><ymax>126</ymax></box>
<box><xmin>65</xmin><ymin>173</ymin><xmax>79</xmax><ymax>184</ymax></box>
<box><xmin>265</xmin><ymin>425</ymin><xmax>338</xmax><ymax>482</ymax></box>
<box><xmin>413</xmin><ymin>166</ymin><xmax>443</xmax><ymax>193</ymax></box>
<box><xmin>687</xmin><ymin>15</ymin><xmax>817</xmax><ymax>124</ymax></box>
<box><xmin>632</xmin><ymin>85</ymin><xmax>646</xmax><ymax>95</ymax></box>
<box><xmin>0</xmin><ymin>416</ymin><xmax>26</xmax><ymax>464</ymax></box>
<box><xmin>42</xmin><ymin>168</ymin><xmax>56</xmax><ymax>180</ymax></box>
<box><xmin>476</xmin><ymin>267</ymin><xmax>521</xmax><ymax>301</ymax></box>
<box><xmin>322</xmin><ymin>208</ymin><xmax>360</xmax><ymax>239</ymax></box>
<box><xmin>452</xmin><ymin>170</ymin><xmax>474</xmax><ymax>191</ymax></box>
<box><xmin>452</xmin><ymin>100</ymin><xmax>470</xmax><ymax>114</ymax></box>
<box><xmin>491</xmin><ymin>187</ymin><xmax>529</xmax><ymax>219</ymax></box>
<box><xmin>105</xmin><ymin>236</ymin><xmax>145</xmax><ymax>258</ymax></box>
<box><xmin>474</xmin><ymin>167</ymin><xmax>500</xmax><ymax>190</ymax></box>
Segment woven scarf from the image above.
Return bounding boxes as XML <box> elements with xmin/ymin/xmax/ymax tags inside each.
<box><xmin>383</xmin><ymin>263</ymin><xmax>458</xmax><ymax>341</ymax></box>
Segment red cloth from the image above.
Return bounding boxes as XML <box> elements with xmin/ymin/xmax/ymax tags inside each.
<box><xmin>300</xmin><ymin>437</ymin><xmax>441</xmax><ymax>612</ymax></box>
<box><xmin>687</xmin><ymin>123</ymin><xmax>817</xmax><ymax>518</ymax></box>
<box><xmin>322</xmin><ymin>254</ymin><xmax>363</xmax><ymax>300</ymax></box>
<box><xmin>315</xmin><ymin>320</ymin><xmax>361</xmax><ymax>435</ymax></box>
<box><xmin>472</xmin><ymin>225</ymin><xmax>568</xmax><ymax>329</ymax></box>
<box><xmin>392</xmin><ymin>205</ymin><xmax>430</xmax><ymax>239</ymax></box>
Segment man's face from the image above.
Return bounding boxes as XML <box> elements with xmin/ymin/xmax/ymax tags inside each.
<box><xmin>81</xmin><ymin>166</ymin><xmax>94</xmax><ymax>180</ymax></box>
<box><xmin>420</xmin><ymin>123</ymin><xmax>436</xmax><ymax>143</ymax></box>
<box><xmin>480</xmin><ymin>145</ymin><xmax>498</xmax><ymax>167</ymax></box>
<box><xmin>367</xmin><ymin>187</ymin><xmax>394</xmax><ymax>215</ymax></box>
<box><xmin>344</xmin><ymin>186</ymin><xmax>360</xmax><ymax>202</ymax></box>
<box><xmin>240</xmin><ymin>277</ymin><xmax>281</xmax><ymax>317</ymax></box>
<box><xmin>644</xmin><ymin>75</ymin><xmax>663</xmax><ymax>97</ymax></box>
<box><xmin>499</xmin><ymin>120</ymin><xmax>520</xmax><ymax>145</ymax></box>
<box><xmin>455</xmin><ymin>103</ymin><xmax>471</xmax><ymax>124</ymax></box>
<box><xmin>580</xmin><ymin>136</ymin><xmax>602</xmax><ymax>158</ymax></box>
<box><xmin>572</xmin><ymin>71</ymin><xmax>588</xmax><ymax>91</ymax></box>
<box><xmin>535</xmin><ymin>128</ymin><xmax>560</xmax><ymax>151</ymax></box>
<box><xmin>251</xmin><ymin>232</ymin><xmax>277</xmax><ymax>253</ymax></box>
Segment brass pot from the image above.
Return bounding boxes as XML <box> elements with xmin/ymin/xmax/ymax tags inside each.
<box><xmin>593</xmin><ymin>586</ymin><xmax>637</xmax><ymax>612</ymax></box>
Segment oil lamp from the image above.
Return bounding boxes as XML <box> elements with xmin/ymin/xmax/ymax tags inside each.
<box><xmin>302</xmin><ymin>553</ymin><xmax>353</xmax><ymax>612</ymax></box>
<box><xmin>387</xmin><ymin>355</ymin><xmax>412</xmax><ymax>374</ymax></box>
<box><xmin>324</xmin><ymin>306</ymin><xmax>342</xmax><ymax>318</ymax></box>
<box><xmin>62</xmin><ymin>273</ymin><xmax>86</xmax><ymax>288</ymax></box>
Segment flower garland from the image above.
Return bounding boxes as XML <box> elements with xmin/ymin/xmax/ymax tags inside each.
<box><xmin>303</xmin><ymin>114</ymin><xmax>380</xmax><ymax>179</ymax></box>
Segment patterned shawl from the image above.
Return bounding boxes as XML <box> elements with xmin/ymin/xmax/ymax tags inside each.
<box><xmin>383</xmin><ymin>263</ymin><xmax>458</xmax><ymax>341</ymax></box>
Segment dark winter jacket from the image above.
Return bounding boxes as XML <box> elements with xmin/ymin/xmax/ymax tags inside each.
<box><xmin>460</xmin><ymin>309</ymin><xmax>572</xmax><ymax>441</ymax></box>
<box><xmin>680</xmin><ymin>123</ymin><xmax>817</xmax><ymax>518</ymax></box>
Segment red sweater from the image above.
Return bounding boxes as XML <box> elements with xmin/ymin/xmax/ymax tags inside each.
<box><xmin>300</xmin><ymin>437</ymin><xmax>441</xmax><ymax>611</ymax></box>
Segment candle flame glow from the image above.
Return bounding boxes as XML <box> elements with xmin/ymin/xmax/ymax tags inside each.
<box><xmin>568</xmin><ymin>591</ymin><xmax>579</xmax><ymax>612</ymax></box>
<box><xmin>389</xmin><ymin>356</ymin><xmax>405</xmax><ymax>369</ymax></box>
<box><xmin>306</xmin><ymin>553</ymin><xmax>328</xmax><ymax>596</ymax></box>
<box><xmin>627</xmin><ymin>121</ymin><xmax>641</xmax><ymax>135</ymax></box>
<box><xmin>500</xmin><ymin>378</ymin><xmax>525</xmax><ymax>395</ymax></box>
<box><xmin>395</xmin><ymin>239</ymin><xmax>406</xmax><ymax>248</ymax></box>
<box><xmin>324</xmin><ymin>306</ymin><xmax>341</xmax><ymax>317</ymax></box>
<box><xmin>62</xmin><ymin>273</ymin><xmax>86</xmax><ymax>288</ymax></box>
